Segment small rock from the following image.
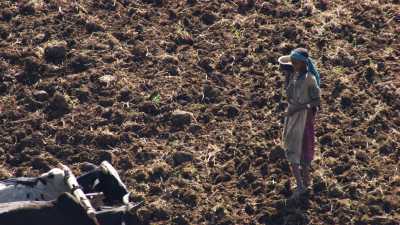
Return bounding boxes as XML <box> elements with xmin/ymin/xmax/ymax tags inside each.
<box><xmin>364</xmin><ymin>66</ymin><xmax>376</xmax><ymax>83</ymax></box>
<box><xmin>149</xmin><ymin>163</ymin><xmax>171</xmax><ymax>181</ymax></box>
<box><xmin>332</xmin><ymin>162</ymin><xmax>351</xmax><ymax>175</ymax></box>
<box><xmin>33</xmin><ymin>90</ymin><xmax>49</xmax><ymax>102</ymax></box>
<box><xmin>172</xmin><ymin>189</ymin><xmax>198</xmax><ymax>207</ymax></box>
<box><xmin>198</xmin><ymin>112</ymin><xmax>212</xmax><ymax>123</ymax></box>
<box><xmin>0</xmin><ymin>166</ymin><xmax>11</xmax><ymax>180</ymax></box>
<box><xmin>369</xmin><ymin>216</ymin><xmax>395</xmax><ymax>225</ymax></box>
<box><xmin>1</xmin><ymin>9</ymin><xmax>14</xmax><ymax>21</ymax></box>
<box><xmin>150</xmin><ymin>205</ymin><xmax>170</xmax><ymax>221</ymax></box>
<box><xmin>170</xmin><ymin>110</ymin><xmax>193</xmax><ymax>127</ymax></box>
<box><xmin>186</xmin><ymin>0</ymin><xmax>197</xmax><ymax>5</ymax></box>
<box><xmin>175</xmin><ymin>32</ymin><xmax>193</xmax><ymax>45</ymax></box>
<box><xmin>319</xmin><ymin>134</ymin><xmax>333</xmax><ymax>146</ymax></box>
<box><xmin>98</xmin><ymin>75</ymin><xmax>116</xmax><ymax>84</ymax></box>
<box><xmin>148</xmin><ymin>184</ymin><xmax>163</xmax><ymax>196</ymax></box>
<box><xmin>0</xmin><ymin>25</ymin><xmax>9</xmax><ymax>39</ymax></box>
<box><xmin>312</xmin><ymin>176</ymin><xmax>327</xmax><ymax>193</ymax></box>
<box><xmin>45</xmin><ymin>93</ymin><xmax>71</xmax><ymax>118</ymax></box>
<box><xmin>131</xmin><ymin>45</ymin><xmax>147</xmax><ymax>62</ymax></box>
<box><xmin>98</xmin><ymin>97</ymin><xmax>114</xmax><ymax>107</ymax></box>
<box><xmin>269</xmin><ymin>146</ymin><xmax>285</xmax><ymax>162</ymax></box>
<box><xmin>16</xmin><ymin>71</ymin><xmax>40</xmax><ymax>85</ymax></box>
<box><xmin>251</xmin><ymin>95</ymin><xmax>268</xmax><ymax>108</ymax></box>
<box><xmin>69</xmin><ymin>54</ymin><xmax>94</xmax><ymax>73</ymax></box>
<box><xmin>188</xmin><ymin>124</ymin><xmax>202</xmax><ymax>134</ymax></box>
<box><xmin>198</xmin><ymin>58</ymin><xmax>213</xmax><ymax>73</ymax></box>
<box><xmin>260</xmin><ymin>163</ymin><xmax>268</xmax><ymax>176</ymax></box>
<box><xmin>328</xmin><ymin>185</ymin><xmax>344</xmax><ymax>198</ymax></box>
<box><xmin>138</xmin><ymin>101</ymin><xmax>158</xmax><ymax>115</ymax></box>
<box><xmin>315</xmin><ymin>0</ymin><xmax>329</xmax><ymax>11</ymax></box>
<box><xmin>378</xmin><ymin>143</ymin><xmax>394</xmax><ymax>155</ymax></box>
<box><xmin>340</xmin><ymin>96</ymin><xmax>352</xmax><ymax>109</ymax></box>
<box><xmin>237</xmin><ymin>0</ymin><xmax>255</xmax><ymax>14</ymax></box>
<box><xmin>383</xmin><ymin>195</ymin><xmax>400</xmax><ymax>212</ymax></box>
<box><xmin>355</xmin><ymin>150</ymin><xmax>368</xmax><ymax>162</ymax></box>
<box><xmin>201</xmin><ymin>12</ymin><xmax>217</xmax><ymax>25</ymax></box>
<box><xmin>203</xmin><ymin>85</ymin><xmax>220</xmax><ymax>102</ymax></box>
<box><xmin>166</xmin><ymin>66</ymin><xmax>179</xmax><ymax>76</ymax></box>
<box><xmin>31</xmin><ymin>157</ymin><xmax>51</xmax><ymax>171</ymax></box>
<box><xmin>172</xmin><ymin>215</ymin><xmax>189</xmax><ymax>225</ymax></box>
<box><xmin>377</xmin><ymin>62</ymin><xmax>385</xmax><ymax>71</ymax></box>
<box><xmin>94</xmin><ymin>133</ymin><xmax>120</xmax><ymax>148</ymax></box>
<box><xmin>33</xmin><ymin>33</ymin><xmax>47</xmax><ymax>44</ymax></box>
<box><xmin>171</xmin><ymin>151</ymin><xmax>193</xmax><ymax>166</ymax></box>
<box><xmin>0</xmin><ymin>83</ymin><xmax>8</xmax><ymax>95</ymax></box>
<box><xmin>245</xmin><ymin>204</ymin><xmax>255</xmax><ymax>215</ymax></box>
<box><xmin>161</xmin><ymin>55</ymin><xmax>179</xmax><ymax>65</ymax></box>
<box><xmin>260</xmin><ymin>2</ymin><xmax>276</xmax><ymax>16</ymax></box>
<box><xmin>136</xmin><ymin>149</ymin><xmax>157</xmax><ymax>163</ymax></box>
<box><xmin>19</xmin><ymin>3</ymin><xmax>35</xmax><ymax>15</ymax></box>
<box><xmin>75</xmin><ymin>87</ymin><xmax>90</xmax><ymax>103</ymax></box>
<box><xmin>85</xmin><ymin>21</ymin><xmax>104</xmax><ymax>33</ymax></box>
<box><xmin>44</xmin><ymin>43</ymin><xmax>67</xmax><ymax>64</ymax></box>
<box><xmin>223</xmin><ymin>104</ymin><xmax>240</xmax><ymax>118</ymax></box>
<box><xmin>118</xmin><ymin>88</ymin><xmax>132</xmax><ymax>102</ymax></box>
<box><xmin>23</xmin><ymin>57</ymin><xmax>41</xmax><ymax>73</ymax></box>
<box><xmin>133</xmin><ymin>170</ymin><xmax>148</xmax><ymax>182</ymax></box>
<box><xmin>213</xmin><ymin>172</ymin><xmax>231</xmax><ymax>184</ymax></box>
<box><xmin>98</xmin><ymin>150</ymin><xmax>114</xmax><ymax>163</ymax></box>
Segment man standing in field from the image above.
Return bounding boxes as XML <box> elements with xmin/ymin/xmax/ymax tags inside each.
<box><xmin>279</xmin><ymin>48</ymin><xmax>321</xmax><ymax>199</ymax></box>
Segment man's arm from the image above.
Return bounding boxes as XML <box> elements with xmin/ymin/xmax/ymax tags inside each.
<box><xmin>286</xmin><ymin>78</ymin><xmax>320</xmax><ymax>116</ymax></box>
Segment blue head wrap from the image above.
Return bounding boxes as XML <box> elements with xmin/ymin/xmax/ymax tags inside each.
<box><xmin>290</xmin><ymin>50</ymin><xmax>321</xmax><ymax>87</ymax></box>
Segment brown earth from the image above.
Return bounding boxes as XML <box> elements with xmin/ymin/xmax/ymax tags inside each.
<box><xmin>0</xmin><ymin>0</ymin><xmax>399</xmax><ymax>224</ymax></box>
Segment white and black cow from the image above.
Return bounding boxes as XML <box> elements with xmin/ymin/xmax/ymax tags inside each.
<box><xmin>0</xmin><ymin>161</ymin><xmax>138</xmax><ymax>225</ymax></box>
<box><xmin>0</xmin><ymin>161</ymin><xmax>128</xmax><ymax>204</ymax></box>
<box><xmin>0</xmin><ymin>192</ymin><xmax>99</xmax><ymax>225</ymax></box>
<box><xmin>0</xmin><ymin>193</ymin><xmax>143</xmax><ymax>225</ymax></box>
<box><xmin>0</xmin><ymin>168</ymin><xmax>70</xmax><ymax>203</ymax></box>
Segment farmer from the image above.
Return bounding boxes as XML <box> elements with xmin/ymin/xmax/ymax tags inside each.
<box><xmin>279</xmin><ymin>48</ymin><xmax>321</xmax><ymax>198</ymax></box>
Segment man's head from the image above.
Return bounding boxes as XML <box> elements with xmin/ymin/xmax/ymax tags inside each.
<box><xmin>290</xmin><ymin>48</ymin><xmax>309</xmax><ymax>73</ymax></box>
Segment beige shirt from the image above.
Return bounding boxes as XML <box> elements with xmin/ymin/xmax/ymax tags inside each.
<box><xmin>283</xmin><ymin>72</ymin><xmax>320</xmax><ymax>164</ymax></box>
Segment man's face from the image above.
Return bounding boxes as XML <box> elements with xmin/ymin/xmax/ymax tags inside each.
<box><xmin>291</xmin><ymin>59</ymin><xmax>306</xmax><ymax>72</ymax></box>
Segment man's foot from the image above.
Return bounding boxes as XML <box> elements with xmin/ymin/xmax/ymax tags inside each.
<box><xmin>300</xmin><ymin>164</ymin><xmax>311</xmax><ymax>189</ymax></box>
<box><xmin>303</xmin><ymin>175</ymin><xmax>310</xmax><ymax>189</ymax></box>
<box><xmin>289</xmin><ymin>186</ymin><xmax>306</xmax><ymax>200</ymax></box>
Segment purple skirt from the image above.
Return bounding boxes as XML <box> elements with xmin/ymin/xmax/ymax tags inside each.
<box><xmin>301</xmin><ymin>109</ymin><xmax>316</xmax><ymax>163</ymax></box>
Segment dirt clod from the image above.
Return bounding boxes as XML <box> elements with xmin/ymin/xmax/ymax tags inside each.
<box><xmin>170</xmin><ymin>110</ymin><xmax>193</xmax><ymax>127</ymax></box>
<box><xmin>269</xmin><ymin>146</ymin><xmax>285</xmax><ymax>162</ymax></box>
<box><xmin>170</xmin><ymin>151</ymin><xmax>193</xmax><ymax>166</ymax></box>
<box><xmin>201</xmin><ymin>12</ymin><xmax>217</xmax><ymax>25</ymax></box>
<box><xmin>94</xmin><ymin>133</ymin><xmax>120</xmax><ymax>149</ymax></box>
<box><xmin>33</xmin><ymin>90</ymin><xmax>49</xmax><ymax>102</ymax></box>
<box><xmin>44</xmin><ymin>43</ymin><xmax>67</xmax><ymax>64</ymax></box>
<box><xmin>45</xmin><ymin>92</ymin><xmax>71</xmax><ymax>118</ymax></box>
<box><xmin>68</xmin><ymin>54</ymin><xmax>94</xmax><ymax>73</ymax></box>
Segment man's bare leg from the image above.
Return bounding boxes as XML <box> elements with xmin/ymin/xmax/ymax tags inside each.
<box><xmin>301</xmin><ymin>162</ymin><xmax>311</xmax><ymax>188</ymax></box>
<box><xmin>290</xmin><ymin>163</ymin><xmax>305</xmax><ymax>198</ymax></box>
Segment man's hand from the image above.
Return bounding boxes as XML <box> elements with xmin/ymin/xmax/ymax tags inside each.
<box><xmin>285</xmin><ymin>104</ymin><xmax>307</xmax><ymax>117</ymax></box>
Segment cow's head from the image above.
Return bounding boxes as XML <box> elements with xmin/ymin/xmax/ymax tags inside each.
<box><xmin>95</xmin><ymin>161</ymin><xmax>128</xmax><ymax>204</ymax></box>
